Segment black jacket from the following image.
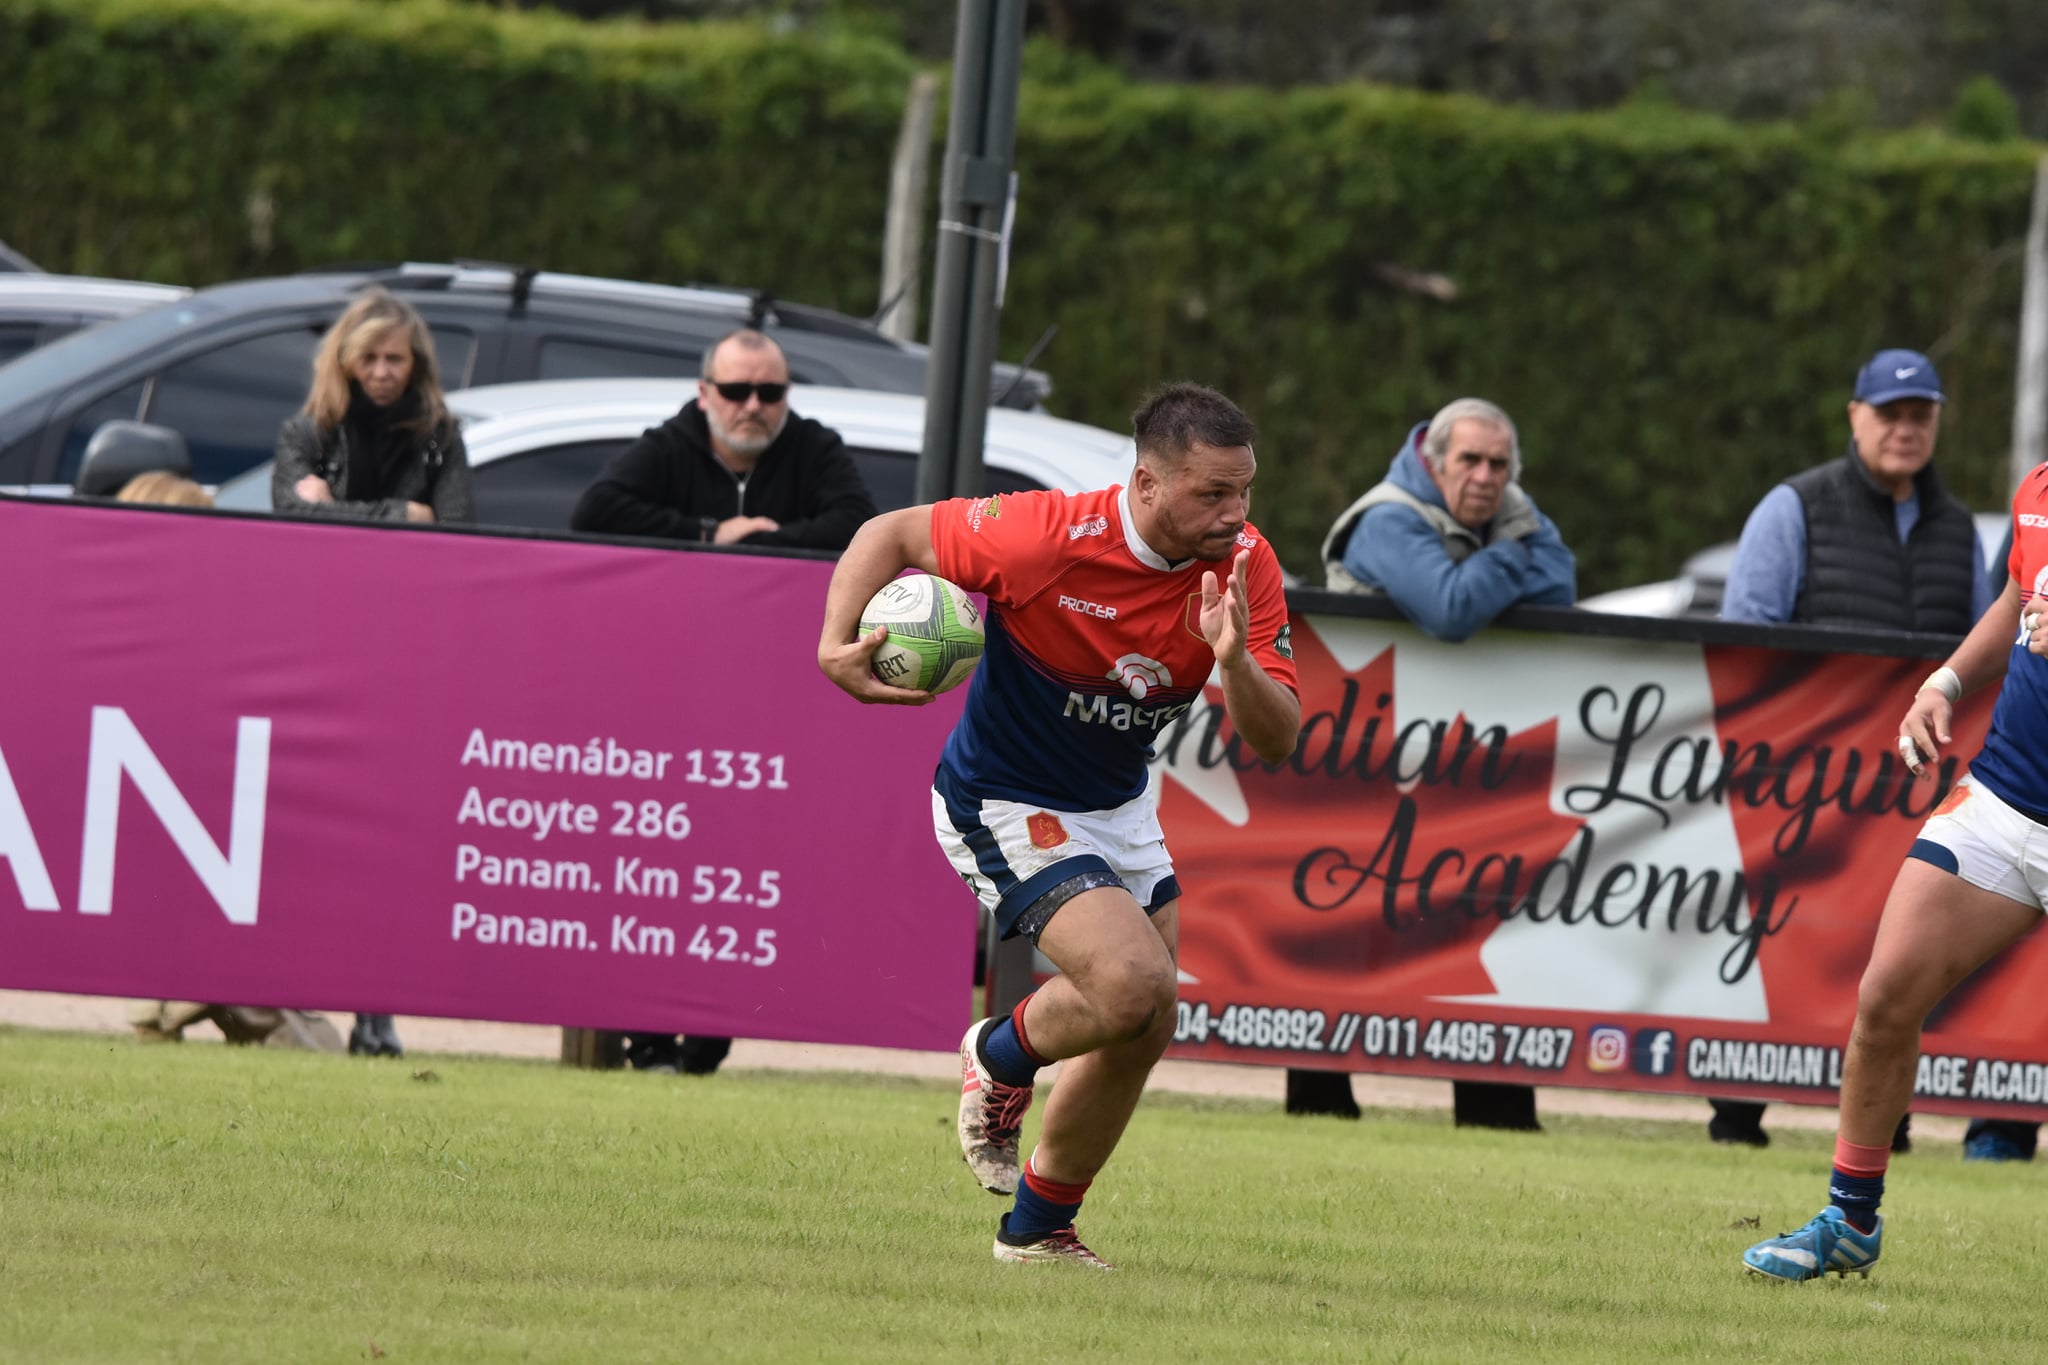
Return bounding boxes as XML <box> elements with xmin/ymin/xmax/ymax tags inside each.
<box><xmin>570</xmin><ymin>401</ymin><xmax>876</xmax><ymax>549</ymax></box>
<box><xmin>1787</xmin><ymin>447</ymin><xmax>1976</xmax><ymax>634</ymax></box>
<box><xmin>271</xmin><ymin>409</ymin><xmax>472</xmax><ymax>524</ymax></box>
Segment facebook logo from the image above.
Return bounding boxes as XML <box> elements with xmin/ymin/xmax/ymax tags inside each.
<box><xmin>1632</xmin><ymin>1029</ymin><xmax>1677</xmax><ymax>1076</ymax></box>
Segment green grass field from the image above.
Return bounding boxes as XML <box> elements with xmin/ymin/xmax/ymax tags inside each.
<box><xmin>3</xmin><ymin>1029</ymin><xmax>2045</xmax><ymax>1363</ymax></box>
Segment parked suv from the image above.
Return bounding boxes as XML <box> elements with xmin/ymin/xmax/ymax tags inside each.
<box><xmin>0</xmin><ymin>273</ymin><xmax>188</xmax><ymax>368</ymax></box>
<box><xmin>214</xmin><ymin>379</ymin><xmax>1133</xmax><ymax>530</ymax></box>
<box><xmin>0</xmin><ymin>263</ymin><xmax>1052</xmax><ymax>489</ymax></box>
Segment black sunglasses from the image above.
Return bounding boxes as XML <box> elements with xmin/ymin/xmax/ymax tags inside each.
<box><xmin>709</xmin><ymin>380</ymin><xmax>789</xmax><ymax>405</ymax></box>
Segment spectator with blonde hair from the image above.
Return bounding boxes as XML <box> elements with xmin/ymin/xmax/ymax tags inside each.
<box><xmin>115</xmin><ymin>471</ymin><xmax>212</xmax><ymax>507</ymax></box>
<box><xmin>272</xmin><ymin>286</ymin><xmax>472</xmax><ymax>525</ymax></box>
<box><xmin>272</xmin><ymin>287</ymin><xmax>472</xmax><ymax>1057</ymax></box>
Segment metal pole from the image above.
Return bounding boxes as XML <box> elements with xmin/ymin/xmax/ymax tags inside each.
<box><xmin>2013</xmin><ymin>155</ymin><xmax>2048</xmax><ymax>495</ymax></box>
<box><xmin>915</xmin><ymin>0</ymin><xmax>1025</xmax><ymax>507</ymax></box>
<box><xmin>919</xmin><ymin>0</ymin><xmax>1033</xmax><ymax>1017</ymax></box>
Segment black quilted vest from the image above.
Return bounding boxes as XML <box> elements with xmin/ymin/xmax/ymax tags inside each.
<box><xmin>1787</xmin><ymin>448</ymin><xmax>1976</xmax><ymax>634</ymax></box>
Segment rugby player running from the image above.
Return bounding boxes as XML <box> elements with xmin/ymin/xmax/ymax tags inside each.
<box><xmin>1746</xmin><ymin>472</ymin><xmax>2048</xmax><ymax>1281</ymax></box>
<box><xmin>818</xmin><ymin>383</ymin><xmax>1301</xmax><ymax>1268</ymax></box>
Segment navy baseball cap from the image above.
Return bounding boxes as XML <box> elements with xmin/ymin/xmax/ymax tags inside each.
<box><xmin>1853</xmin><ymin>349</ymin><xmax>1944</xmax><ymax>405</ymax></box>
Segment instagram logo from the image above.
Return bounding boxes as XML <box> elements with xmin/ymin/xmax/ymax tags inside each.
<box><xmin>1587</xmin><ymin>1025</ymin><xmax>1628</xmax><ymax>1072</ymax></box>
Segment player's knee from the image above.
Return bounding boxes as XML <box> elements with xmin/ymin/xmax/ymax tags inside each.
<box><xmin>1854</xmin><ymin>968</ymin><xmax>1926</xmax><ymax>1043</ymax></box>
<box><xmin>1097</xmin><ymin>959</ymin><xmax>1178</xmax><ymax>1042</ymax></box>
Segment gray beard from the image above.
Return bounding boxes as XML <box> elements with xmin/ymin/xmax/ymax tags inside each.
<box><xmin>709</xmin><ymin>409</ymin><xmax>787</xmax><ymax>460</ymax></box>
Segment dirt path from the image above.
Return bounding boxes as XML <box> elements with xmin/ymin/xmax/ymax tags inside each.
<box><xmin>0</xmin><ymin>988</ymin><xmax>1961</xmax><ymax>1143</ymax></box>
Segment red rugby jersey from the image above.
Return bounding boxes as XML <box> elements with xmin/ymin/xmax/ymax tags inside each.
<box><xmin>928</xmin><ymin>485</ymin><xmax>1296</xmax><ymax>810</ymax></box>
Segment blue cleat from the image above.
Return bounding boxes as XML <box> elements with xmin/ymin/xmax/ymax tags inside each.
<box><xmin>1743</xmin><ymin>1206</ymin><xmax>1881</xmax><ymax>1281</ymax></box>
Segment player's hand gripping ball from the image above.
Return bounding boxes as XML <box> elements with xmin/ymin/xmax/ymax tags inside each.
<box><xmin>860</xmin><ymin>573</ymin><xmax>984</xmax><ymax>694</ymax></box>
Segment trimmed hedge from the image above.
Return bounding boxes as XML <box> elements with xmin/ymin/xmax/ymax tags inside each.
<box><xmin>3</xmin><ymin>0</ymin><xmax>2041</xmax><ymax>592</ymax></box>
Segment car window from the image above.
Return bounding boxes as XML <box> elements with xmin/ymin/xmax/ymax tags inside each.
<box><xmin>537</xmin><ymin>338</ymin><xmax>693</xmax><ymax>382</ymax></box>
<box><xmin>472</xmin><ymin>439</ymin><xmax>632</xmax><ymax>531</ymax></box>
<box><xmin>848</xmin><ymin>446</ymin><xmax>1050</xmax><ymax>514</ymax></box>
<box><xmin>137</xmin><ymin>326</ymin><xmax>324</xmax><ymax>485</ymax></box>
<box><xmin>849</xmin><ymin>447</ymin><xmax>918</xmax><ymax>513</ymax></box>
<box><xmin>430</xmin><ymin>326</ymin><xmax>476</xmax><ymax>389</ymax></box>
<box><xmin>57</xmin><ymin>378</ymin><xmax>148</xmax><ymax>482</ymax></box>
<box><xmin>0</xmin><ymin>324</ymin><xmax>40</xmax><ymax>366</ymax></box>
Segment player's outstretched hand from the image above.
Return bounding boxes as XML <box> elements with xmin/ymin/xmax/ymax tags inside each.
<box><xmin>818</xmin><ymin>626</ymin><xmax>936</xmax><ymax>706</ymax></box>
<box><xmin>1898</xmin><ymin>688</ymin><xmax>1952</xmax><ymax>779</ymax></box>
<box><xmin>1199</xmin><ymin>549</ymin><xmax>1252</xmax><ymax>664</ymax></box>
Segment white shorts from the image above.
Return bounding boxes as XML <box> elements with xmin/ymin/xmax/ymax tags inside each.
<box><xmin>931</xmin><ymin>779</ymin><xmax>1180</xmax><ymax>941</ymax></box>
<box><xmin>1910</xmin><ymin>775</ymin><xmax>2048</xmax><ymax>910</ymax></box>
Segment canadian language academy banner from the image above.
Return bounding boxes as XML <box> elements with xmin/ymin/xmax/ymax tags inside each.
<box><xmin>0</xmin><ymin>499</ymin><xmax>972</xmax><ymax>1051</ymax></box>
<box><xmin>1160</xmin><ymin>612</ymin><xmax>2048</xmax><ymax>1120</ymax></box>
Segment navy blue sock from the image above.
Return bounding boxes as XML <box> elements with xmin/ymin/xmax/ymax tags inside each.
<box><xmin>1001</xmin><ymin>1160</ymin><xmax>1088</xmax><ymax>1243</ymax></box>
<box><xmin>1827</xmin><ymin>1167</ymin><xmax>1884</xmax><ymax>1233</ymax></box>
<box><xmin>979</xmin><ymin>1008</ymin><xmax>1042</xmax><ymax>1088</ymax></box>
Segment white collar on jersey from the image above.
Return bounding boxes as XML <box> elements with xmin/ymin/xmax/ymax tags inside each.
<box><xmin>1117</xmin><ymin>484</ymin><xmax>1193</xmax><ymax>572</ymax></box>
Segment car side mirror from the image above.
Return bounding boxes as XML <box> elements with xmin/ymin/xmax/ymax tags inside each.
<box><xmin>74</xmin><ymin>420</ymin><xmax>192</xmax><ymax>497</ymax></box>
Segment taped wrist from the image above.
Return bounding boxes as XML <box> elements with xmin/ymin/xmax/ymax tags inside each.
<box><xmin>1919</xmin><ymin>666</ymin><xmax>1962</xmax><ymax>703</ymax></box>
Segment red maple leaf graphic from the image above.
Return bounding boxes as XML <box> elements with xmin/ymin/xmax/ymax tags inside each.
<box><xmin>1700</xmin><ymin>646</ymin><xmax>2044</xmax><ymax>1037</ymax></box>
<box><xmin>1164</xmin><ymin>618</ymin><xmax>1583</xmax><ymax>1005</ymax></box>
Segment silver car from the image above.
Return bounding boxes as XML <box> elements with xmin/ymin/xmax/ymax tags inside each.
<box><xmin>214</xmin><ymin>378</ymin><xmax>1136</xmax><ymax>528</ymax></box>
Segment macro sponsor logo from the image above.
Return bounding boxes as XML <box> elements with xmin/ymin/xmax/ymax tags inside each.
<box><xmin>1631</xmin><ymin>1028</ymin><xmax>1676</xmax><ymax>1076</ymax></box>
<box><xmin>1106</xmin><ymin>653</ymin><xmax>1171</xmax><ymax>701</ymax></box>
<box><xmin>1586</xmin><ymin>1025</ymin><xmax>1627</xmax><ymax>1072</ymax></box>
<box><xmin>1059</xmin><ymin>594</ymin><xmax>1118</xmax><ymax>620</ymax></box>
<box><xmin>1068</xmin><ymin>515</ymin><xmax>1108</xmax><ymax>540</ymax></box>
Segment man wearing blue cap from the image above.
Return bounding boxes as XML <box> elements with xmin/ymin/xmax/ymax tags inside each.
<box><xmin>1716</xmin><ymin>348</ymin><xmax>1995</xmax><ymax>1150</ymax></box>
<box><xmin>1721</xmin><ymin>348</ymin><xmax>1990</xmax><ymax>632</ymax></box>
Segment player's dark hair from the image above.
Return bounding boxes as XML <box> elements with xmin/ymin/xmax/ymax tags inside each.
<box><xmin>1131</xmin><ymin>382</ymin><xmax>1256</xmax><ymax>463</ymax></box>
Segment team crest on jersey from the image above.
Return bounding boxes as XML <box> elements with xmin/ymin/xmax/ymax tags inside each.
<box><xmin>1933</xmin><ymin>783</ymin><xmax>1972</xmax><ymax>819</ymax></box>
<box><xmin>1027</xmin><ymin>812</ymin><xmax>1069</xmax><ymax>849</ymax></box>
<box><xmin>1106</xmin><ymin>653</ymin><xmax>1171</xmax><ymax>700</ymax></box>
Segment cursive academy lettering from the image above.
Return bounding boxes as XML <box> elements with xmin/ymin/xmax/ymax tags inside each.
<box><xmin>1157</xmin><ymin>681</ymin><xmax>1518</xmax><ymax>791</ymax></box>
<box><xmin>1562</xmin><ymin>683</ymin><xmax>1955</xmax><ymax>856</ymax></box>
<box><xmin>1293</xmin><ymin>796</ymin><xmax>1794</xmax><ymax>985</ymax></box>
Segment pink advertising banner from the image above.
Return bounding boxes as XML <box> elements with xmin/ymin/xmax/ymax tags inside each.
<box><xmin>0</xmin><ymin>498</ymin><xmax>973</xmax><ymax>1051</ymax></box>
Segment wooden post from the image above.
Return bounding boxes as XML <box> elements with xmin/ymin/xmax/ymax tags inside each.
<box><xmin>559</xmin><ymin>1027</ymin><xmax>627</xmax><ymax>1069</ymax></box>
<box><xmin>879</xmin><ymin>71</ymin><xmax>940</xmax><ymax>344</ymax></box>
<box><xmin>2012</xmin><ymin>154</ymin><xmax>2048</xmax><ymax>496</ymax></box>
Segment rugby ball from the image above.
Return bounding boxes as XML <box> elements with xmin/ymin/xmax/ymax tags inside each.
<box><xmin>860</xmin><ymin>572</ymin><xmax>984</xmax><ymax>694</ymax></box>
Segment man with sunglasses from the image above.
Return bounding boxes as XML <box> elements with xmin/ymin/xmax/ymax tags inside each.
<box><xmin>573</xmin><ymin>327</ymin><xmax>877</xmax><ymax>1075</ymax></box>
<box><xmin>572</xmin><ymin>328</ymin><xmax>877</xmax><ymax>550</ymax></box>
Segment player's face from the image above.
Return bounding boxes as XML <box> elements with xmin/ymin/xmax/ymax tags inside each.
<box><xmin>1140</xmin><ymin>440</ymin><xmax>1256</xmax><ymax>563</ymax></box>
<box><xmin>699</xmin><ymin>340</ymin><xmax>791</xmax><ymax>462</ymax></box>
<box><xmin>1428</xmin><ymin>418</ymin><xmax>1513</xmax><ymax>530</ymax></box>
<box><xmin>1849</xmin><ymin>398</ymin><xmax>1941</xmax><ymax>495</ymax></box>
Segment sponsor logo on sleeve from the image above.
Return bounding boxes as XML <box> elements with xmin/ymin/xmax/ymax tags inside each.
<box><xmin>964</xmin><ymin>494</ymin><xmax>1004</xmax><ymax>532</ymax></box>
<box><xmin>1067</xmin><ymin>514</ymin><xmax>1109</xmax><ymax>540</ymax></box>
<box><xmin>1274</xmin><ymin>623</ymin><xmax>1293</xmax><ymax>660</ymax></box>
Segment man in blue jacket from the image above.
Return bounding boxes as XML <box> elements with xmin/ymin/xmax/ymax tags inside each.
<box><xmin>1318</xmin><ymin>397</ymin><xmax>1576</xmax><ymax>1129</ymax></box>
<box><xmin>1321</xmin><ymin>397</ymin><xmax>1577</xmax><ymax>639</ymax></box>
